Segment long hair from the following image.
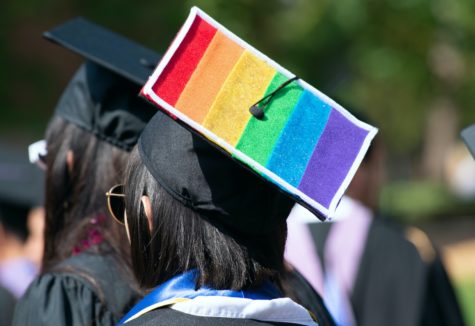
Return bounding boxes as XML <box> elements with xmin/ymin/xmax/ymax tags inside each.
<box><xmin>42</xmin><ymin>116</ymin><xmax>131</xmax><ymax>273</ymax></box>
<box><xmin>124</xmin><ymin>147</ymin><xmax>288</xmax><ymax>291</ymax></box>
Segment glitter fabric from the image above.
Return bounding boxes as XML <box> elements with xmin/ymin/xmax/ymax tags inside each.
<box><xmin>152</xmin><ymin>16</ymin><xmax>216</xmax><ymax>105</ymax></box>
<box><xmin>203</xmin><ymin>51</ymin><xmax>276</xmax><ymax>146</ymax></box>
<box><xmin>298</xmin><ymin>109</ymin><xmax>369</xmax><ymax>208</ymax></box>
<box><xmin>141</xmin><ymin>7</ymin><xmax>378</xmax><ymax>219</ymax></box>
<box><xmin>175</xmin><ymin>31</ymin><xmax>244</xmax><ymax>123</ymax></box>
<box><xmin>266</xmin><ymin>90</ymin><xmax>332</xmax><ymax>187</ymax></box>
<box><xmin>236</xmin><ymin>73</ymin><xmax>303</xmax><ymax>165</ymax></box>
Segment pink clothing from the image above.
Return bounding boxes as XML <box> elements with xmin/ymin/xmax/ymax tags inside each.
<box><xmin>285</xmin><ymin>206</ymin><xmax>324</xmax><ymax>294</ymax></box>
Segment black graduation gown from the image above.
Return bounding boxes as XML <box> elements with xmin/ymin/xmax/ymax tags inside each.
<box><xmin>12</xmin><ymin>248</ymin><xmax>139</xmax><ymax>326</ymax></box>
<box><xmin>120</xmin><ymin>271</ymin><xmax>319</xmax><ymax>326</ymax></box>
<box><xmin>125</xmin><ymin>307</ymin><xmax>308</xmax><ymax>326</ymax></box>
<box><xmin>0</xmin><ymin>284</ymin><xmax>16</xmax><ymax>326</ymax></box>
<box><xmin>419</xmin><ymin>253</ymin><xmax>465</xmax><ymax>326</ymax></box>
<box><xmin>310</xmin><ymin>218</ymin><xmax>465</xmax><ymax>326</ymax></box>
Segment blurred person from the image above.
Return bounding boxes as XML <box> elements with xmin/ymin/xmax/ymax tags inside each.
<box><xmin>0</xmin><ymin>144</ymin><xmax>44</xmax><ymax>297</ymax></box>
<box><xmin>0</xmin><ymin>144</ymin><xmax>44</xmax><ymax>325</ymax></box>
<box><xmin>0</xmin><ymin>201</ymin><xmax>38</xmax><ymax>299</ymax></box>
<box><xmin>12</xmin><ymin>18</ymin><xmax>160</xmax><ymax>326</ymax></box>
<box><xmin>286</xmin><ymin>133</ymin><xmax>465</xmax><ymax>325</ymax></box>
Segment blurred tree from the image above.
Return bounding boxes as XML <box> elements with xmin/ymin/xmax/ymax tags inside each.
<box><xmin>2</xmin><ymin>0</ymin><xmax>475</xmax><ymax>179</ymax></box>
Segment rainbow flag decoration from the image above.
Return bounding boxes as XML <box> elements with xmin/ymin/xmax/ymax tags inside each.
<box><xmin>142</xmin><ymin>7</ymin><xmax>378</xmax><ymax>220</ymax></box>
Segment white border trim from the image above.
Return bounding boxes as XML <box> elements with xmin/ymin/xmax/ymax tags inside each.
<box><xmin>143</xmin><ymin>6</ymin><xmax>378</xmax><ymax>219</ymax></box>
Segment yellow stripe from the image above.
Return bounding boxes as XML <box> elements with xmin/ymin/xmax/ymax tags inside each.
<box><xmin>202</xmin><ymin>51</ymin><xmax>276</xmax><ymax>146</ymax></box>
<box><xmin>175</xmin><ymin>31</ymin><xmax>244</xmax><ymax>123</ymax></box>
<box><xmin>124</xmin><ymin>298</ymin><xmax>191</xmax><ymax>323</ymax></box>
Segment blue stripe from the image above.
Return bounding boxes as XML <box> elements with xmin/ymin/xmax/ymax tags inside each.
<box><xmin>266</xmin><ymin>90</ymin><xmax>331</xmax><ymax>187</ymax></box>
<box><xmin>118</xmin><ymin>270</ymin><xmax>282</xmax><ymax>324</ymax></box>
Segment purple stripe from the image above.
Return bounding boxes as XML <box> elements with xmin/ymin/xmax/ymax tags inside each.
<box><xmin>298</xmin><ymin>109</ymin><xmax>368</xmax><ymax>209</ymax></box>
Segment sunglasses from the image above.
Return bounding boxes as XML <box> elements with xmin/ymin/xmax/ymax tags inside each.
<box><xmin>106</xmin><ymin>184</ymin><xmax>125</xmax><ymax>225</ymax></box>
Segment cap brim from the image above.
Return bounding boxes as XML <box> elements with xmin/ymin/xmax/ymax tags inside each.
<box><xmin>461</xmin><ymin>124</ymin><xmax>475</xmax><ymax>158</ymax></box>
<box><xmin>44</xmin><ymin>17</ymin><xmax>161</xmax><ymax>85</ymax></box>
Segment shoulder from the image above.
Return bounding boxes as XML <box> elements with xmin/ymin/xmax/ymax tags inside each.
<box><xmin>58</xmin><ymin>250</ymin><xmax>140</xmax><ymax>314</ymax></box>
<box><xmin>13</xmin><ymin>251</ymin><xmax>138</xmax><ymax>326</ymax></box>
<box><xmin>13</xmin><ymin>271</ymin><xmax>115</xmax><ymax>326</ymax></box>
<box><xmin>404</xmin><ymin>226</ymin><xmax>437</xmax><ymax>263</ymax></box>
<box><xmin>125</xmin><ymin>307</ymin><xmax>304</xmax><ymax>326</ymax></box>
<box><xmin>368</xmin><ymin>218</ymin><xmax>423</xmax><ymax>259</ymax></box>
<box><xmin>16</xmin><ymin>270</ymin><xmax>95</xmax><ymax>302</ymax></box>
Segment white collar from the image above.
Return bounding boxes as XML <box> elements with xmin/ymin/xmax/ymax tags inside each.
<box><xmin>171</xmin><ymin>296</ymin><xmax>318</xmax><ymax>325</ymax></box>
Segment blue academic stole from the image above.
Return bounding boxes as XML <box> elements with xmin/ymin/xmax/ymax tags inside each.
<box><xmin>119</xmin><ymin>270</ymin><xmax>282</xmax><ymax>324</ymax></box>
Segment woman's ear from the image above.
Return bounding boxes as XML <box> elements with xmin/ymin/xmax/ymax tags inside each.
<box><xmin>66</xmin><ymin>150</ymin><xmax>74</xmax><ymax>174</ymax></box>
<box><xmin>141</xmin><ymin>195</ymin><xmax>153</xmax><ymax>233</ymax></box>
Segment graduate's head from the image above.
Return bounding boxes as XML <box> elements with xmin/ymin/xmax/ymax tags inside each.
<box><xmin>40</xmin><ymin>18</ymin><xmax>159</xmax><ymax>272</ymax></box>
<box><xmin>42</xmin><ymin>62</ymin><xmax>155</xmax><ymax>271</ymax></box>
<box><xmin>114</xmin><ymin>112</ymin><xmax>294</xmax><ymax>290</ymax></box>
<box><xmin>108</xmin><ymin>6</ymin><xmax>377</xmax><ymax>291</ymax></box>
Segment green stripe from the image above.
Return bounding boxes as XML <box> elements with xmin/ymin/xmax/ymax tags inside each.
<box><xmin>235</xmin><ymin>73</ymin><xmax>304</xmax><ymax>165</ymax></box>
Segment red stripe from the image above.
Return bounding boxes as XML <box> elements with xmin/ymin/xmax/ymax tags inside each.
<box><xmin>152</xmin><ymin>16</ymin><xmax>217</xmax><ymax>105</ymax></box>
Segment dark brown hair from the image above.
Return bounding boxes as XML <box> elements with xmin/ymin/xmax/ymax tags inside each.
<box><xmin>124</xmin><ymin>147</ymin><xmax>288</xmax><ymax>291</ymax></box>
<box><xmin>42</xmin><ymin>116</ymin><xmax>131</xmax><ymax>273</ymax></box>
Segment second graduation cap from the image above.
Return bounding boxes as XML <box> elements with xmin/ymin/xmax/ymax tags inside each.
<box><xmin>44</xmin><ymin>17</ymin><xmax>161</xmax><ymax>151</ymax></box>
<box><xmin>44</xmin><ymin>17</ymin><xmax>160</xmax><ymax>85</ymax></box>
<box><xmin>141</xmin><ymin>7</ymin><xmax>378</xmax><ymax>220</ymax></box>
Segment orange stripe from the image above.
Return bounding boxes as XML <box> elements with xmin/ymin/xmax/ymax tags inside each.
<box><xmin>175</xmin><ymin>31</ymin><xmax>244</xmax><ymax>123</ymax></box>
<box><xmin>203</xmin><ymin>51</ymin><xmax>276</xmax><ymax>146</ymax></box>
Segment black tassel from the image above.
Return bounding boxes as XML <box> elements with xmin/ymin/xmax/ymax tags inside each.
<box><xmin>249</xmin><ymin>76</ymin><xmax>299</xmax><ymax>120</ymax></box>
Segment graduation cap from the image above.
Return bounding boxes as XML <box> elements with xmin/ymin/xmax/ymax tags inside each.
<box><xmin>140</xmin><ymin>7</ymin><xmax>377</xmax><ymax>221</ymax></box>
<box><xmin>461</xmin><ymin>124</ymin><xmax>475</xmax><ymax>159</ymax></box>
<box><xmin>44</xmin><ymin>17</ymin><xmax>161</xmax><ymax>151</ymax></box>
<box><xmin>0</xmin><ymin>144</ymin><xmax>44</xmax><ymax>240</ymax></box>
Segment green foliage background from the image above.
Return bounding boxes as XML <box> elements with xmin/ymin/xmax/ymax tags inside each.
<box><xmin>2</xmin><ymin>0</ymin><xmax>475</xmax><ymax>220</ymax></box>
<box><xmin>2</xmin><ymin>0</ymin><xmax>475</xmax><ymax>154</ymax></box>
<box><xmin>2</xmin><ymin>2</ymin><xmax>474</xmax><ymax>321</ymax></box>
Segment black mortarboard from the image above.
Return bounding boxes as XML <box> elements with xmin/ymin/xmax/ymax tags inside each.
<box><xmin>0</xmin><ymin>144</ymin><xmax>44</xmax><ymax>240</ymax></box>
<box><xmin>44</xmin><ymin>17</ymin><xmax>160</xmax><ymax>85</ymax></box>
<box><xmin>138</xmin><ymin>111</ymin><xmax>295</xmax><ymax>235</ymax></box>
<box><xmin>140</xmin><ymin>7</ymin><xmax>377</xmax><ymax>220</ymax></box>
<box><xmin>461</xmin><ymin>124</ymin><xmax>475</xmax><ymax>159</ymax></box>
<box><xmin>44</xmin><ymin>18</ymin><xmax>161</xmax><ymax>151</ymax></box>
